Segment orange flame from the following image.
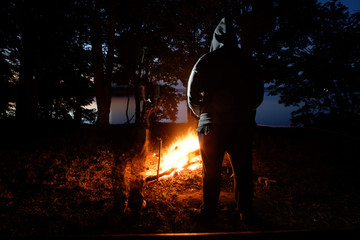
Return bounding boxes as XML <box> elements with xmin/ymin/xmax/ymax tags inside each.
<box><xmin>145</xmin><ymin>131</ymin><xmax>201</xmax><ymax>178</ymax></box>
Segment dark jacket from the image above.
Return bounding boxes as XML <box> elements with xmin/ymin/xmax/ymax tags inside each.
<box><xmin>187</xmin><ymin>17</ymin><xmax>264</xmax><ymax>133</ymax></box>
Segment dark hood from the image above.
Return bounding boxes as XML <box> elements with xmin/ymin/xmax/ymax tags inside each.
<box><xmin>210</xmin><ymin>17</ymin><xmax>238</xmax><ymax>52</ymax></box>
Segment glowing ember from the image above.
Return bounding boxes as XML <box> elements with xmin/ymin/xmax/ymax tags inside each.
<box><xmin>145</xmin><ymin>131</ymin><xmax>201</xmax><ymax>179</ymax></box>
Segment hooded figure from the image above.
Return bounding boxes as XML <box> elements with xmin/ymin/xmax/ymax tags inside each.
<box><xmin>187</xmin><ymin>17</ymin><xmax>263</xmax><ymax>224</ymax></box>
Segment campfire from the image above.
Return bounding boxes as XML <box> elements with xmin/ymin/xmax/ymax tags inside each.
<box><xmin>145</xmin><ymin>131</ymin><xmax>202</xmax><ymax>182</ymax></box>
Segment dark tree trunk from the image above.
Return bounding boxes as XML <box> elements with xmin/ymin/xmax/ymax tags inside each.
<box><xmin>134</xmin><ymin>81</ymin><xmax>142</xmax><ymax>126</ymax></box>
<box><xmin>88</xmin><ymin>0</ymin><xmax>114</xmax><ymax>127</ymax></box>
<box><xmin>17</xmin><ymin>53</ymin><xmax>38</xmax><ymax>122</ymax></box>
<box><xmin>16</xmin><ymin>2</ymin><xmax>38</xmax><ymax>122</ymax></box>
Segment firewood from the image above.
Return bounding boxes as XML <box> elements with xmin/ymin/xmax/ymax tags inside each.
<box><xmin>145</xmin><ymin>149</ymin><xmax>201</xmax><ymax>182</ymax></box>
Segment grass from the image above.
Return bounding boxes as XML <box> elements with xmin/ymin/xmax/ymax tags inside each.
<box><xmin>0</xmin><ymin>121</ymin><xmax>359</xmax><ymax>237</ymax></box>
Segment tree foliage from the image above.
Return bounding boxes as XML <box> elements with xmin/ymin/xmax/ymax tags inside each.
<box><xmin>265</xmin><ymin>0</ymin><xmax>360</xmax><ymax>127</ymax></box>
<box><xmin>1</xmin><ymin>0</ymin><xmax>359</xmax><ymax>127</ymax></box>
<box><xmin>1</xmin><ymin>0</ymin><xmax>95</xmax><ymax>123</ymax></box>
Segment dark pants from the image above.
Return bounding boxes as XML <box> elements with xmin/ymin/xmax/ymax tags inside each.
<box><xmin>198</xmin><ymin>124</ymin><xmax>254</xmax><ymax>215</ymax></box>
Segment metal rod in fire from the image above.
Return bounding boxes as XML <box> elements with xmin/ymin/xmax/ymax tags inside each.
<box><xmin>156</xmin><ymin>137</ymin><xmax>162</xmax><ymax>181</ymax></box>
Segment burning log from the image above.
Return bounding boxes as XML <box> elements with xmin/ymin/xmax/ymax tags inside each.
<box><xmin>145</xmin><ymin>149</ymin><xmax>200</xmax><ymax>182</ymax></box>
<box><xmin>145</xmin><ymin>167</ymin><xmax>178</xmax><ymax>182</ymax></box>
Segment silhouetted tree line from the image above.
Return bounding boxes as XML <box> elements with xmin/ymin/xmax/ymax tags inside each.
<box><xmin>1</xmin><ymin>0</ymin><xmax>359</xmax><ymax>127</ymax></box>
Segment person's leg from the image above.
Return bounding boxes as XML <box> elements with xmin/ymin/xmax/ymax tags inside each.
<box><xmin>227</xmin><ymin>128</ymin><xmax>254</xmax><ymax>219</ymax></box>
<box><xmin>198</xmin><ymin>127</ymin><xmax>225</xmax><ymax>216</ymax></box>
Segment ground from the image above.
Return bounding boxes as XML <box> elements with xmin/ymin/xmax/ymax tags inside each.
<box><xmin>0</xmin><ymin>122</ymin><xmax>359</xmax><ymax>237</ymax></box>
